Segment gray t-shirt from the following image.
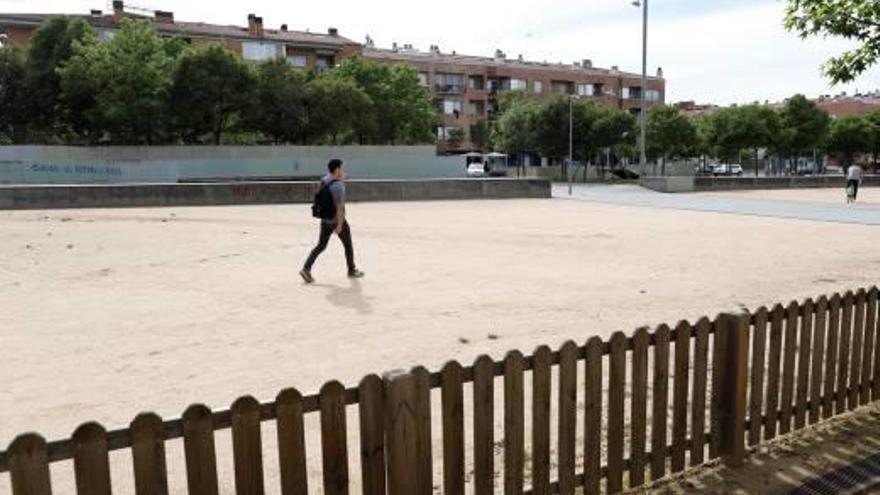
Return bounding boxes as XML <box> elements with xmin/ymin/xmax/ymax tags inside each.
<box><xmin>847</xmin><ymin>165</ymin><xmax>863</xmax><ymax>182</ymax></box>
<box><xmin>320</xmin><ymin>174</ymin><xmax>345</xmax><ymax>224</ymax></box>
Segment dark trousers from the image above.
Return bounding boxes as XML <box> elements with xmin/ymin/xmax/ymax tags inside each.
<box><xmin>304</xmin><ymin>221</ymin><xmax>355</xmax><ymax>272</ymax></box>
<box><xmin>847</xmin><ymin>179</ymin><xmax>859</xmax><ymax>199</ymax></box>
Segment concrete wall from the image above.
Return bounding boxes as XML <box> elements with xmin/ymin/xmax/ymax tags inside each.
<box><xmin>641</xmin><ymin>175</ymin><xmax>880</xmax><ymax>193</ymax></box>
<box><xmin>0</xmin><ymin>145</ymin><xmax>466</xmax><ymax>184</ymax></box>
<box><xmin>0</xmin><ymin>179</ymin><xmax>551</xmax><ymax>210</ymax></box>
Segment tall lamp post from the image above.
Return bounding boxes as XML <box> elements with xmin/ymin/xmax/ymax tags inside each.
<box><xmin>632</xmin><ymin>0</ymin><xmax>648</xmax><ymax>177</ymax></box>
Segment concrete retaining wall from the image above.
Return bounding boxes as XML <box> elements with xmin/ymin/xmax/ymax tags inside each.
<box><xmin>0</xmin><ymin>179</ymin><xmax>551</xmax><ymax>210</ymax></box>
<box><xmin>640</xmin><ymin>175</ymin><xmax>880</xmax><ymax>193</ymax></box>
<box><xmin>0</xmin><ymin>145</ymin><xmax>466</xmax><ymax>184</ymax></box>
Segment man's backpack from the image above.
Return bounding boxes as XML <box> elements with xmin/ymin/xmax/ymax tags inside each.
<box><xmin>311</xmin><ymin>180</ymin><xmax>337</xmax><ymax>220</ymax></box>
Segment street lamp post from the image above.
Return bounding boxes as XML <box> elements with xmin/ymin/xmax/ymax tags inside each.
<box><xmin>633</xmin><ymin>0</ymin><xmax>648</xmax><ymax>177</ymax></box>
<box><xmin>568</xmin><ymin>95</ymin><xmax>574</xmax><ymax>195</ymax></box>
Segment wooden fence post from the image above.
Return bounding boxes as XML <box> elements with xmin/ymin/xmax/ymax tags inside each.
<box><xmin>719</xmin><ymin>313</ymin><xmax>749</xmax><ymax>467</ymax></box>
<box><xmin>8</xmin><ymin>433</ymin><xmax>52</xmax><ymax>495</ymax></box>
<box><xmin>384</xmin><ymin>370</ymin><xmax>424</xmax><ymax>495</ymax></box>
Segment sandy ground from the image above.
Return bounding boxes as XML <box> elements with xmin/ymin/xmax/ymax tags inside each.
<box><xmin>1</xmin><ymin>188</ymin><xmax>879</xmax><ymax>493</ymax></box>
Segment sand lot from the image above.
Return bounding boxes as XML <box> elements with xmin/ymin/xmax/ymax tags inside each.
<box><xmin>1</xmin><ymin>186</ymin><xmax>879</xmax><ymax>492</ymax></box>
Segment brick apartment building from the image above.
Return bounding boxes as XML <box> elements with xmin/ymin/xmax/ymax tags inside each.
<box><xmin>0</xmin><ymin>1</ymin><xmax>361</xmax><ymax>71</ymax></box>
<box><xmin>0</xmin><ymin>2</ymin><xmax>666</xmax><ymax>150</ymax></box>
<box><xmin>366</xmin><ymin>44</ymin><xmax>665</xmax><ymax>147</ymax></box>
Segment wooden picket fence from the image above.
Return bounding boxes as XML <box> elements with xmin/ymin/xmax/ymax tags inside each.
<box><xmin>1</xmin><ymin>287</ymin><xmax>879</xmax><ymax>494</ymax></box>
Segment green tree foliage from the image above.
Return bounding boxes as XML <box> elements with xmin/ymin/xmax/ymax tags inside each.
<box><xmin>60</xmin><ymin>19</ymin><xmax>178</xmax><ymax>144</ymax></box>
<box><xmin>469</xmin><ymin>121</ymin><xmax>491</xmax><ymax>151</ymax></box>
<box><xmin>864</xmin><ymin>111</ymin><xmax>880</xmax><ymax>169</ymax></box>
<box><xmin>25</xmin><ymin>17</ymin><xmax>95</xmax><ymax>137</ymax></box>
<box><xmin>248</xmin><ymin>57</ymin><xmax>309</xmax><ymax>144</ymax></box>
<box><xmin>331</xmin><ymin>57</ymin><xmax>435</xmax><ymax>143</ymax></box>
<box><xmin>0</xmin><ymin>47</ymin><xmax>29</xmax><ymax>142</ymax></box>
<box><xmin>779</xmin><ymin>94</ymin><xmax>831</xmax><ymax>158</ymax></box>
<box><xmin>700</xmin><ymin>105</ymin><xmax>782</xmax><ymax>167</ymax></box>
<box><xmin>491</xmin><ymin>97</ymin><xmax>539</xmax><ymax>157</ymax></box>
<box><xmin>646</xmin><ymin>105</ymin><xmax>696</xmax><ymax>161</ymax></box>
<box><xmin>170</xmin><ymin>43</ymin><xmax>256</xmax><ymax>144</ymax></box>
<box><xmin>785</xmin><ymin>0</ymin><xmax>880</xmax><ymax>83</ymax></box>
<box><xmin>306</xmin><ymin>74</ymin><xmax>372</xmax><ymax>144</ymax></box>
<box><xmin>446</xmin><ymin>128</ymin><xmax>465</xmax><ymax>149</ymax></box>
<box><xmin>827</xmin><ymin>116</ymin><xmax>872</xmax><ymax>166</ymax></box>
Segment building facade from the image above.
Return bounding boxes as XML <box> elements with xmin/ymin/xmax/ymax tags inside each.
<box><xmin>0</xmin><ymin>2</ymin><xmax>666</xmax><ymax>151</ymax></box>
<box><xmin>0</xmin><ymin>1</ymin><xmax>361</xmax><ymax>70</ymax></box>
<box><xmin>364</xmin><ymin>46</ymin><xmax>665</xmax><ymax>149</ymax></box>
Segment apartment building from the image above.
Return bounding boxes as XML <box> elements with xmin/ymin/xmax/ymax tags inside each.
<box><xmin>0</xmin><ymin>1</ymin><xmax>361</xmax><ymax>70</ymax></box>
<box><xmin>364</xmin><ymin>45</ymin><xmax>665</xmax><ymax>148</ymax></box>
<box><xmin>0</xmin><ymin>3</ymin><xmax>666</xmax><ymax>150</ymax></box>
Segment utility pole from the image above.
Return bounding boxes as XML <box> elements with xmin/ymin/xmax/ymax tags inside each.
<box><xmin>568</xmin><ymin>95</ymin><xmax>574</xmax><ymax>195</ymax></box>
<box><xmin>633</xmin><ymin>0</ymin><xmax>648</xmax><ymax>177</ymax></box>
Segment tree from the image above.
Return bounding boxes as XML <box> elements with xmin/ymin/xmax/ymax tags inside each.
<box><xmin>646</xmin><ymin>105</ymin><xmax>696</xmax><ymax>168</ymax></box>
<box><xmin>469</xmin><ymin>121</ymin><xmax>491</xmax><ymax>151</ymax></box>
<box><xmin>863</xmin><ymin>111</ymin><xmax>880</xmax><ymax>170</ymax></box>
<box><xmin>827</xmin><ymin>115</ymin><xmax>872</xmax><ymax>167</ymax></box>
<box><xmin>170</xmin><ymin>43</ymin><xmax>256</xmax><ymax>144</ymax></box>
<box><xmin>25</xmin><ymin>17</ymin><xmax>96</xmax><ymax>138</ymax></box>
<box><xmin>785</xmin><ymin>0</ymin><xmax>880</xmax><ymax>83</ymax></box>
<box><xmin>331</xmin><ymin>57</ymin><xmax>435</xmax><ymax>143</ymax></box>
<box><xmin>0</xmin><ymin>47</ymin><xmax>29</xmax><ymax>142</ymax></box>
<box><xmin>700</xmin><ymin>105</ymin><xmax>782</xmax><ymax>174</ymax></box>
<box><xmin>247</xmin><ymin>57</ymin><xmax>309</xmax><ymax>144</ymax></box>
<box><xmin>779</xmin><ymin>94</ymin><xmax>831</xmax><ymax>167</ymax></box>
<box><xmin>491</xmin><ymin>97</ymin><xmax>539</xmax><ymax>162</ymax></box>
<box><xmin>589</xmin><ymin>106</ymin><xmax>636</xmax><ymax>173</ymax></box>
<box><xmin>60</xmin><ymin>19</ymin><xmax>178</xmax><ymax>144</ymax></box>
<box><xmin>446</xmin><ymin>128</ymin><xmax>465</xmax><ymax>149</ymax></box>
<box><xmin>306</xmin><ymin>75</ymin><xmax>372</xmax><ymax>144</ymax></box>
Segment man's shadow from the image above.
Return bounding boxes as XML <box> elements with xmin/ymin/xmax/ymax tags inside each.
<box><xmin>314</xmin><ymin>278</ymin><xmax>373</xmax><ymax>315</ymax></box>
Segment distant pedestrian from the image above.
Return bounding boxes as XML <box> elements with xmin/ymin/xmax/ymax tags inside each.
<box><xmin>846</xmin><ymin>164</ymin><xmax>863</xmax><ymax>203</ymax></box>
<box><xmin>300</xmin><ymin>159</ymin><xmax>364</xmax><ymax>283</ymax></box>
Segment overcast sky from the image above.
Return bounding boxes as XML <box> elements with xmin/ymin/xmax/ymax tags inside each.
<box><xmin>4</xmin><ymin>0</ymin><xmax>880</xmax><ymax>105</ymax></box>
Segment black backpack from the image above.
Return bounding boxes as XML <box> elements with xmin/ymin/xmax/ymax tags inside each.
<box><xmin>311</xmin><ymin>180</ymin><xmax>338</xmax><ymax>220</ymax></box>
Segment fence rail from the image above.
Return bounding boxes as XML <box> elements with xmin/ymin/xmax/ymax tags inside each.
<box><xmin>2</xmin><ymin>287</ymin><xmax>879</xmax><ymax>494</ymax></box>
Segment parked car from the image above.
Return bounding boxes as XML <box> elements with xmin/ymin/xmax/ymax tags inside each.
<box><xmin>713</xmin><ymin>164</ymin><xmax>743</xmax><ymax>176</ymax></box>
<box><xmin>695</xmin><ymin>163</ymin><xmax>716</xmax><ymax>176</ymax></box>
<box><xmin>466</xmin><ymin>163</ymin><xmax>486</xmax><ymax>178</ymax></box>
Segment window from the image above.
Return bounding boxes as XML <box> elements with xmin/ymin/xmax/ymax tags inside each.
<box><xmin>646</xmin><ymin>89</ymin><xmax>661</xmax><ymax>102</ymax></box>
<box><xmin>98</xmin><ymin>29</ymin><xmax>116</xmax><ymax>42</ymax></box>
<box><xmin>287</xmin><ymin>55</ymin><xmax>307</xmax><ymax>67</ymax></box>
<box><xmin>510</xmin><ymin>79</ymin><xmax>527</xmax><ymax>91</ymax></box>
<box><xmin>577</xmin><ymin>83</ymin><xmax>594</xmax><ymax>96</ymax></box>
<box><xmin>316</xmin><ymin>55</ymin><xmax>334</xmax><ymax>70</ymax></box>
<box><xmin>551</xmin><ymin>81</ymin><xmax>572</xmax><ymax>94</ymax></box>
<box><xmin>533</xmin><ymin>81</ymin><xmax>543</xmax><ymax>94</ymax></box>
<box><xmin>418</xmin><ymin>72</ymin><xmax>429</xmax><ymax>86</ymax></box>
<box><xmin>435</xmin><ymin>73</ymin><xmax>464</xmax><ymax>92</ymax></box>
<box><xmin>622</xmin><ymin>87</ymin><xmax>630</xmax><ymax>100</ymax></box>
<box><xmin>467</xmin><ymin>100</ymin><xmax>485</xmax><ymax>116</ymax></box>
<box><xmin>443</xmin><ymin>99</ymin><xmax>463</xmax><ymax>116</ymax></box>
<box><xmin>437</xmin><ymin>126</ymin><xmax>460</xmax><ymax>140</ymax></box>
<box><xmin>469</xmin><ymin>76</ymin><xmax>484</xmax><ymax>90</ymax></box>
<box><xmin>242</xmin><ymin>41</ymin><xmax>283</xmax><ymax>61</ymax></box>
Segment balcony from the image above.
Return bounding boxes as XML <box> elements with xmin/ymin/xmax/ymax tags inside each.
<box><xmin>434</xmin><ymin>84</ymin><xmax>464</xmax><ymax>94</ymax></box>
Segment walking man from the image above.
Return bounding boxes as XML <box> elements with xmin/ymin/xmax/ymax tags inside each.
<box><xmin>300</xmin><ymin>159</ymin><xmax>364</xmax><ymax>283</ymax></box>
<box><xmin>846</xmin><ymin>163</ymin><xmax>863</xmax><ymax>203</ymax></box>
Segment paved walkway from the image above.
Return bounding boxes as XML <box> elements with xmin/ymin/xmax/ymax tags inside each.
<box><xmin>553</xmin><ymin>184</ymin><xmax>880</xmax><ymax>226</ymax></box>
<box><xmin>630</xmin><ymin>402</ymin><xmax>880</xmax><ymax>494</ymax></box>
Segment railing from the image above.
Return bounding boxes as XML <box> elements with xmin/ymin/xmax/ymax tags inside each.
<box><xmin>1</xmin><ymin>287</ymin><xmax>878</xmax><ymax>494</ymax></box>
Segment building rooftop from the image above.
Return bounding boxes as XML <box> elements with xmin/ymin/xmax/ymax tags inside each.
<box><xmin>364</xmin><ymin>46</ymin><xmax>662</xmax><ymax>81</ymax></box>
<box><xmin>0</xmin><ymin>11</ymin><xmax>357</xmax><ymax>48</ymax></box>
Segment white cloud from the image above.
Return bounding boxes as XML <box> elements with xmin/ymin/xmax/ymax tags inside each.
<box><xmin>3</xmin><ymin>0</ymin><xmax>880</xmax><ymax>105</ymax></box>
